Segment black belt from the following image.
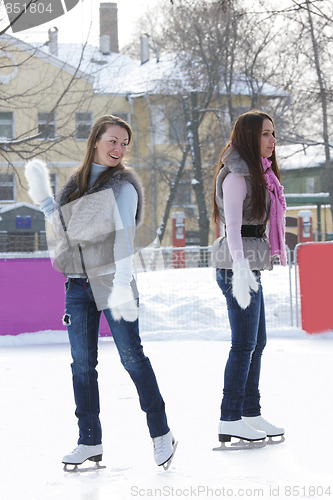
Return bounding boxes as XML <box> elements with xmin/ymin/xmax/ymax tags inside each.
<box><xmin>241</xmin><ymin>225</ymin><xmax>266</xmax><ymax>238</ymax></box>
<box><xmin>225</xmin><ymin>224</ymin><xmax>266</xmax><ymax>238</ymax></box>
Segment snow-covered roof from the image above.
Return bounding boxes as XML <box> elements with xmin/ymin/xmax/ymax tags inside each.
<box><xmin>277</xmin><ymin>144</ymin><xmax>327</xmax><ymax>170</ymax></box>
<box><xmin>1</xmin><ymin>33</ymin><xmax>94</xmax><ymax>83</ymax></box>
<box><xmin>54</xmin><ymin>43</ymin><xmax>140</xmax><ymax>95</ymax></box>
<box><xmin>2</xmin><ymin>33</ymin><xmax>287</xmax><ymax>98</ymax></box>
<box><xmin>0</xmin><ymin>202</ymin><xmax>42</xmax><ymax>214</ymax></box>
<box><xmin>54</xmin><ymin>45</ymin><xmax>289</xmax><ymax>98</ymax></box>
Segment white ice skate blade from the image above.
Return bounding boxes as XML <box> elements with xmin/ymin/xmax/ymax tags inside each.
<box><xmin>213</xmin><ymin>439</ymin><xmax>266</xmax><ymax>451</ymax></box>
<box><xmin>63</xmin><ymin>462</ymin><xmax>106</xmax><ymax>473</ymax></box>
<box><xmin>161</xmin><ymin>440</ymin><xmax>178</xmax><ymax>470</ymax></box>
<box><xmin>267</xmin><ymin>435</ymin><xmax>285</xmax><ymax>445</ymax></box>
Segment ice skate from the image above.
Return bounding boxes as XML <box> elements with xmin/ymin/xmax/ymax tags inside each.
<box><xmin>213</xmin><ymin>419</ymin><xmax>267</xmax><ymax>451</ymax></box>
<box><xmin>153</xmin><ymin>431</ymin><xmax>178</xmax><ymax>470</ymax></box>
<box><xmin>62</xmin><ymin>444</ymin><xmax>105</xmax><ymax>472</ymax></box>
<box><xmin>242</xmin><ymin>416</ymin><xmax>285</xmax><ymax>444</ymax></box>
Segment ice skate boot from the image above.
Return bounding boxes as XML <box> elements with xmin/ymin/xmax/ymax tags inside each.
<box><xmin>242</xmin><ymin>416</ymin><xmax>285</xmax><ymax>444</ymax></box>
<box><xmin>153</xmin><ymin>431</ymin><xmax>178</xmax><ymax>470</ymax></box>
<box><xmin>62</xmin><ymin>444</ymin><xmax>104</xmax><ymax>472</ymax></box>
<box><xmin>213</xmin><ymin>419</ymin><xmax>267</xmax><ymax>450</ymax></box>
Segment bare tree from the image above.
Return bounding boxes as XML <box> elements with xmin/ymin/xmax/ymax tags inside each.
<box><xmin>0</xmin><ymin>2</ymin><xmax>121</xmax><ymax>166</ymax></box>
<box><xmin>0</xmin><ymin>34</ymin><xmax>95</xmax><ymax>163</ymax></box>
<box><xmin>303</xmin><ymin>0</ymin><xmax>332</xmax><ymax>211</ymax></box>
<box><xmin>183</xmin><ymin>93</ymin><xmax>210</xmax><ymax>245</ymax></box>
<box><xmin>156</xmin><ymin>144</ymin><xmax>190</xmax><ymax>243</ymax></box>
<box><xmin>132</xmin><ymin>0</ymin><xmax>291</xmax><ymax>247</ymax></box>
<box><xmin>125</xmin><ymin>0</ymin><xmax>333</xmax><ymax>246</ymax></box>
<box><xmin>270</xmin><ymin>0</ymin><xmax>333</xmax><ymax>224</ymax></box>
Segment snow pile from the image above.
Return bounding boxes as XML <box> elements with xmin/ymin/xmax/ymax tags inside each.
<box><xmin>0</xmin><ymin>266</ymin><xmax>299</xmax><ymax>346</ymax></box>
<box><xmin>137</xmin><ymin>265</ymin><xmax>297</xmax><ymax>340</ymax></box>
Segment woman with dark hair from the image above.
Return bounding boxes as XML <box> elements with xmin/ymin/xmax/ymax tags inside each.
<box><xmin>25</xmin><ymin>115</ymin><xmax>176</xmax><ymax>470</ymax></box>
<box><xmin>212</xmin><ymin>110</ymin><xmax>286</xmax><ymax>449</ymax></box>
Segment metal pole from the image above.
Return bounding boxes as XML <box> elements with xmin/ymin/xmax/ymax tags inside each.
<box><xmin>286</xmin><ymin>246</ymin><xmax>294</xmax><ymax>327</ymax></box>
<box><xmin>317</xmin><ymin>203</ymin><xmax>322</xmax><ymax>241</ymax></box>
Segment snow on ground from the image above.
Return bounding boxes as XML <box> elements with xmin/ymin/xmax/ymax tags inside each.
<box><xmin>136</xmin><ymin>266</ymin><xmax>296</xmax><ymax>339</ymax></box>
<box><xmin>0</xmin><ymin>267</ymin><xmax>332</xmax><ymax>500</ymax></box>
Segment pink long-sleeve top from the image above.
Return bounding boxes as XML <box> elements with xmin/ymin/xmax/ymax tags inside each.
<box><xmin>222</xmin><ymin>172</ymin><xmax>247</xmax><ymax>263</ymax></box>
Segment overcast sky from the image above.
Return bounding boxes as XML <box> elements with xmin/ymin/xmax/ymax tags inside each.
<box><xmin>1</xmin><ymin>0</ymin><xmax>162</xmax><ymax>49</ymax></box>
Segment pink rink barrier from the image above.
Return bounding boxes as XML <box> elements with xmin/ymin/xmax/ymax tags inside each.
<box><xmin>0</xmin><ymin>257</ymin><xmax>111</xmax><ymax>336</ymax></box>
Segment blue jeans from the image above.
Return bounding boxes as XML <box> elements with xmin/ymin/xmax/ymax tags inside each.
<box><xmin>216</xmin><ymin>269</ymin><xmax>267</xmax><ymax>421</ymax></box>
<box><xmin>64</xmin><ymin>278</ymin><xmax>169</xmax><ymax>445</ymax></box>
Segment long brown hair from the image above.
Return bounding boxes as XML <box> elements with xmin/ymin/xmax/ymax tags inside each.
<box><xmin>212</xmin><ymin>110</ymin><xmax>281</xmax><ymax>223</ymax></box>
<box><xmin>68</xmin><ymin>115</ymin><xmax>133</xmax><ymax>202</ymax></box>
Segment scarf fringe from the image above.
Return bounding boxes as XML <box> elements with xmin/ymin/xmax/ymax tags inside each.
<box><xmin>262</xmin><ymin>157</ymin><xmax>287</xmax><ymax>266</ymax></box>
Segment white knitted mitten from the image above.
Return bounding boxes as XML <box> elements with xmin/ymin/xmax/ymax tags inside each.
<box><xmin>108</xmin><ymin>283</ymin><xmax>138</xmax><ymax>322</ymax></box>
<box><xmin>232</xmin><ymin>259</ymin><xmax>259</xmax><ymax>309</ymax></box>
<box><xmin>25</xmin><ymin>159</ymin><xmax>53</xmax><ymax>204</ymax></box>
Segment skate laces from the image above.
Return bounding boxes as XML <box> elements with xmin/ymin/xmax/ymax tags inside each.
<box><xmin>69</xmin><ymin>445</ymin><xmax>87</xmax><ymax>457</ymax></box>
<box><xmin>70</xmin><ymin>446</ymin><xmax>82</xmax><ymax>455</ymax></box>
<box><xmin>153</xmin><ymin>435</ymin><xmax>167</xmax><ymax>454</ymax></box>
<box><xmin>257</xmin><ymin>416</ymin><xmax>275</xmax><ymax>428</ymax></box>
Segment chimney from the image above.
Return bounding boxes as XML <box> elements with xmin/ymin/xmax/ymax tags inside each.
<box><xmin>100</xmin><ymin>3</ymin><xmax>119</xmax><ymax>54</ymax></box>
<box><xmin>140</xmin><ymin>34</ymin><xmax>150</xmax><ymax>64</ymax></box>
<box><xmin>48</xmin><ymin>27</ymin><xmax>58</xmax><ymax>57</ymax></box>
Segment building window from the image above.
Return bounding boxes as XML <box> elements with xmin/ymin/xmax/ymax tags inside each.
<box><xmin>38</xmin><ymin>112</ymin><xmax>56</xmax><ymax>139</ymax></box>
<box><xmin>151</xmin><ymin>106</ymin><xmax>166</xmax><ymax>144</ymax></box>
<box><xmin>306</xmin><ymin>177</ymin><xmax>315</xmax><ymax>194</ymax></box>
<box><xmin>0</xmin><ymin>112</ymin><xmax>14</xmax><ymax>139</ymax></box>
<box><xmin>0</xmin><ymin>173</ymin><xmax>15</xmax><ymax>201</ymax></box>
<box><xmin>75</xmin><ymin>112</ymin><xmax>93</xmax><ymax>140</ymax></box>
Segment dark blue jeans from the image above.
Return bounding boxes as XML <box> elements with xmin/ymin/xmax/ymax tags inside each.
<box><xmin>216</xmin><ymin>269</ymin><xmax>267</xmax><ymax>421</ymax></box>
<box><xmin>64</xmin><ymin>278</ymin><xmax>169</xmax><ymax>445</ymax></box>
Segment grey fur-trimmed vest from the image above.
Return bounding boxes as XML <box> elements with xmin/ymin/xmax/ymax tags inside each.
<box><xmin>57</xmin><ymin>166</ymin><xmax>144</xmax><ymax>226</ymax></box>
<box><xmin>211</xmin><ymin>147</ymin><xmax>272</xmax><ymax>270</ymax></box>
<box><xmin>47</xmin><ymin>167</ymin><xmax>144</xmax><ymax>277</ymax></box>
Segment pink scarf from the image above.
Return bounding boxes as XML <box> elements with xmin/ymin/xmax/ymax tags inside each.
<box><xmin>262</xmin><ymin>156</ymin><xmax>287</xmax><ymax>266</ymax></box>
